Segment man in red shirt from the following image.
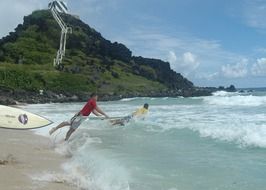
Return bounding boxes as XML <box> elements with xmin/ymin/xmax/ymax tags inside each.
<box><xmin>49</xmin><ymin>93</ymin><xmax>109</xmax><ymax>141</ymax></box>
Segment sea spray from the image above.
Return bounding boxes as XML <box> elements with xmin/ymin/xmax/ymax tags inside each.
<box><xmin>24</xmin><ymin>89</ymin><xmax>266</xmax><ymax>190</ymax></box>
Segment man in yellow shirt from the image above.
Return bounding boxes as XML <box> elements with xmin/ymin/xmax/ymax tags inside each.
<box><xmin>111</xmin><ymin>103</ymin><xmax>149</xmax><ymax>126</ymax></box>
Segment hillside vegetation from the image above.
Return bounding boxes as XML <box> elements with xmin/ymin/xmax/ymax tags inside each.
<box><xmin>0</xmin><ymin>10</ymin><xmax>210</xmax><ymax>102</ymax></box>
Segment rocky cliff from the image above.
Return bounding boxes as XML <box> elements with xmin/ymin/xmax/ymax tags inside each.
<box><xmin>0</xmin><ymin>10</ymin><xmax>214</xmax><ymax>104</ymax></box>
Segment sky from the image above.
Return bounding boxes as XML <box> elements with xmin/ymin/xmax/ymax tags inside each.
<box><xmin>1</xmin><ymin>0</ymin><xmax>266</xmax><ymax>88</ymax></box>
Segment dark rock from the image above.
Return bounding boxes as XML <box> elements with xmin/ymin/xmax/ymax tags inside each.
<box><xmin>225</xmin><ymin>85</ymin><xmax>236</xmax><ymax>92</ymax></box>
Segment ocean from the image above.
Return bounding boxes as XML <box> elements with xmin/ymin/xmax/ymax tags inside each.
<box><xmin>23</xmin><ymin>89</ymin><xmax>266</xmax><ymax>190</ymax></box>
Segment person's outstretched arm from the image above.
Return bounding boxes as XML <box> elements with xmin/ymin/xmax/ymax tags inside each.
<box><xmin>92</xmin><ymin>109</ymin><xmax>101</xmax><ymax>116</ymax></box>
<box><xmin>95</xmin><ymin>106</ymin><xmax>109</xmax><ymax>118</ymax></box>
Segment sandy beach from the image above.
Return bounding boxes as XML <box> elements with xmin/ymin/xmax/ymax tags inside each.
<box><xmin>0</xmin><ymin>128</ymin><xmax>75</xmax><ymax>190</ymax></box>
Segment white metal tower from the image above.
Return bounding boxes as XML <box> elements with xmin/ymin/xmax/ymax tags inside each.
<box><xmin>48</xmin><ymin>1</ymin><xmax>72</xmax><ymax>67</ymax></box>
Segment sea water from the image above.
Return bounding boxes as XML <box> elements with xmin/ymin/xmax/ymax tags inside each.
<box><xmin>24</xmin><ymin>89</ymin><xmax>266</xmax><ymax>190</ymax></box>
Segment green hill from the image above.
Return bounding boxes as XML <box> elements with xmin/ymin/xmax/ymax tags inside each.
<box><xmin>0</xmin><ymin>10</ymin><xmax>210</xmax><ymax>103</ymax></box>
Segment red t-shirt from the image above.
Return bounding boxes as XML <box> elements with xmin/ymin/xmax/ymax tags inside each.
<box><xmin>79</xmin><ymin>98</ymin><xmax>97</xmax><ymax>116</ymax></box>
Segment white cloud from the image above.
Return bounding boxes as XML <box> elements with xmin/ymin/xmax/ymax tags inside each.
<box><xmin>254</xmin><ymin>47</ymin><xmax>266</xmax><ymax>54</ymax></box>
<box><xmin>0</xmin><ymin>0</ymin><xmax>257</xmax><ymax>87</ymax></box>
<box><xmin>183</xmin><ymin>52</ymin><xmax>199</xmax><ymax>69</ymax></box>
<box><xmin>113</xmin><ymin>28</ymin><xmax>247</xmax><ymax>79</ymax></box>
<box><xmin>221</xmin><ymin>59</ymin><xmax>248</xmax><ymax>78</ymax></box>
<box><xmin>0</xmin><ymin>0</ymin><xmax>48</xmax><ymax>38</ymax></box>
<box><xmin>195</xmin><ymin>72</ymin><xmax>219</xmax><ymax>81</ymax></box>
<box><xmin>167</xmin><ymin>51</ymin><xmax>199</xmax><ymax>76</ymax></box>
<box><xmin>251</xmin><ymin>57</ymin><xmax>266</xmax><ymax>76</ymax></box>
<box><xmin>242</xmin><ymin>0</ymin><xmax>266</xmax><ymax>29</ymax></box>
<box><xmin>117</xmin><ymin>27</ymin><xmax>244</xmax><ymax>64</ymax></box>
<box><xmin>0</xmin><ymin>0</ymin><xmax>118</xmax><ymax>37</ymax></box>
<box><xmin>168</xmin><ymin>51</ymin><xmax>177</xmax><ymax>64</ymax></box>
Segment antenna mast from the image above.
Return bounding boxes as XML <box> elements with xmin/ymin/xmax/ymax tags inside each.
<box><xmin>48</xmin><ymin>1</ymin><xmax>72</xmax><ymax>67</ymax></box>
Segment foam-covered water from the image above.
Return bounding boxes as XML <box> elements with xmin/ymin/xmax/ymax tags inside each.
<box><xmin>23</xmin><ymin>89</ymin><xmax>266</xmax><ymax>190</ymax></box>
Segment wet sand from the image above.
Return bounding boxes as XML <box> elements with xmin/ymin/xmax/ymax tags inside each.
<box><xmin>0</xmin><ymin>128</ymin><xmax>75</xmax><ymax>190</ymax></box>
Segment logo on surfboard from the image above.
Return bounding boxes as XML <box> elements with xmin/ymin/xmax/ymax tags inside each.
<box><xmin>18</xmin><ymin>114</ymin><xmax>28</xmax><ymax>125</ymax></box>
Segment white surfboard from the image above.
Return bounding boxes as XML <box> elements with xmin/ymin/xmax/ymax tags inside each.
<box><xmin>0</xmin><ymin>105</ymin><xmax>53</xmax><ymax>130</ymax></box>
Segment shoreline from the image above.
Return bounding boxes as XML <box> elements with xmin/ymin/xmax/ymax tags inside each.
<box><xmin>0</xmin><ymin>86</ymin><xmax>220</xmax><ymax>105</ymax></box>
<box><xmin>0</xmin><ymin>84</ymin><xmax>239</xmax><ymax>105</ymax></box>
<box><xmin>0</xmin><ymin>128</ymin><xmax>75</xmax><ymax>190</ymax></box>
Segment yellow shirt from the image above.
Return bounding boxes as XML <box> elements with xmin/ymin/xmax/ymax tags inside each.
<box><xmin>133</xmin><ymin>107</ymin><xmax>148</xmax><ymax>117</ymax></box>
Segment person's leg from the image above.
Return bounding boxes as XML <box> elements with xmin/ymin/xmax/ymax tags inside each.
<box><xmin>49</xmin><ymin>121</ymin><xmax>70</xmax><ymax>135</ymax></box>
<box><xmin>65</xmin><ymin>128</ymin><xmax>76</xmax><ymax>141</ymax></box>
<box><xmin>110</xmin><ymin>119</ymin><xmax>120</xmax><ymax>125</ymax></box>
<box><xmin>110</xmin><ymin>119</ymin><xmax>125</xmax><ymax>126</ymax></box>
<box><xmin>64</xmin><ymin>115</ymin><xmax>85</xmax><ymax>140</ymax></box>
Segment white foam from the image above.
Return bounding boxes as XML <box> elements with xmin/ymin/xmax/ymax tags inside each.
<box><xmin>120</xmin><ymin>97</ymin><xmax>139</xmax><ymax>102</ymax></box>
<box><xmin>30</xmin><ymin>171</ymin><xmax>71</xmax><ymax>188</ymax></box>
<box><xmin>34</xmin><ymin>124</ymin><xmax>131</xmax><ymax>190</ymax></box>
<box><xmin>61</xmin><ymin>130</ymin><xmax>131</xmax><ymax>190</ymax></box>
<box><xmin>204</xmin><ymin>94</ymin><xmax>266</xmax><ymax>106</ymax></box>
<box><xmin>198</xmin><ymin>123</ymin><xmax>266</xmax><ymax>148</ymax></box>
<box><xmin>153</xmin><ymin>103</ymin><xmax>266</xmax><ymax>148</ymax></box>
<box><xmin>212</xmin><ymin>90</ymin><xmax>238</xmax><ymax>97</ymax></box>
<box><xmin>21</xmin><ymin>98</ymin><xmax>266</xmax><ymax>190</ymax></box>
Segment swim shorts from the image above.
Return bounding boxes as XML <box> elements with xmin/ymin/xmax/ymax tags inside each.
<box><xmin>119</xmin><ymin>115</ymin><xmax>133</xmax><ymax>125</ymax></box>
<box><xmin>70</xmin><ymin>114</ymin><xmax>86</xmax><ymax>129</ymax></box>
<box><xmin>122</xmin><ymin>115</ymin><xmax>133</xmax><ymax>123</ymax></box>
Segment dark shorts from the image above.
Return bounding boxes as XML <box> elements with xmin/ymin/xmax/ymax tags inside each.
<box><xmin>70</xmin><ymin>114</ymin><xmax>86</xmax><ymax>129</ymax></box>
<box><xmin>122</xmin><ymin>115</ymin><xmax>133</xmax><ymax>123</ymax></box>
<box><xmin>117</xmin><ymin>115</ymin><xmax>133</xmax><ymax>125</ymax></box>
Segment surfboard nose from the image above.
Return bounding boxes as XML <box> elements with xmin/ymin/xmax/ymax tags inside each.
<box><xmin>0</xmin><ymin>105</ymin><xmax>53</xmax><ymax>130</ymax></box>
